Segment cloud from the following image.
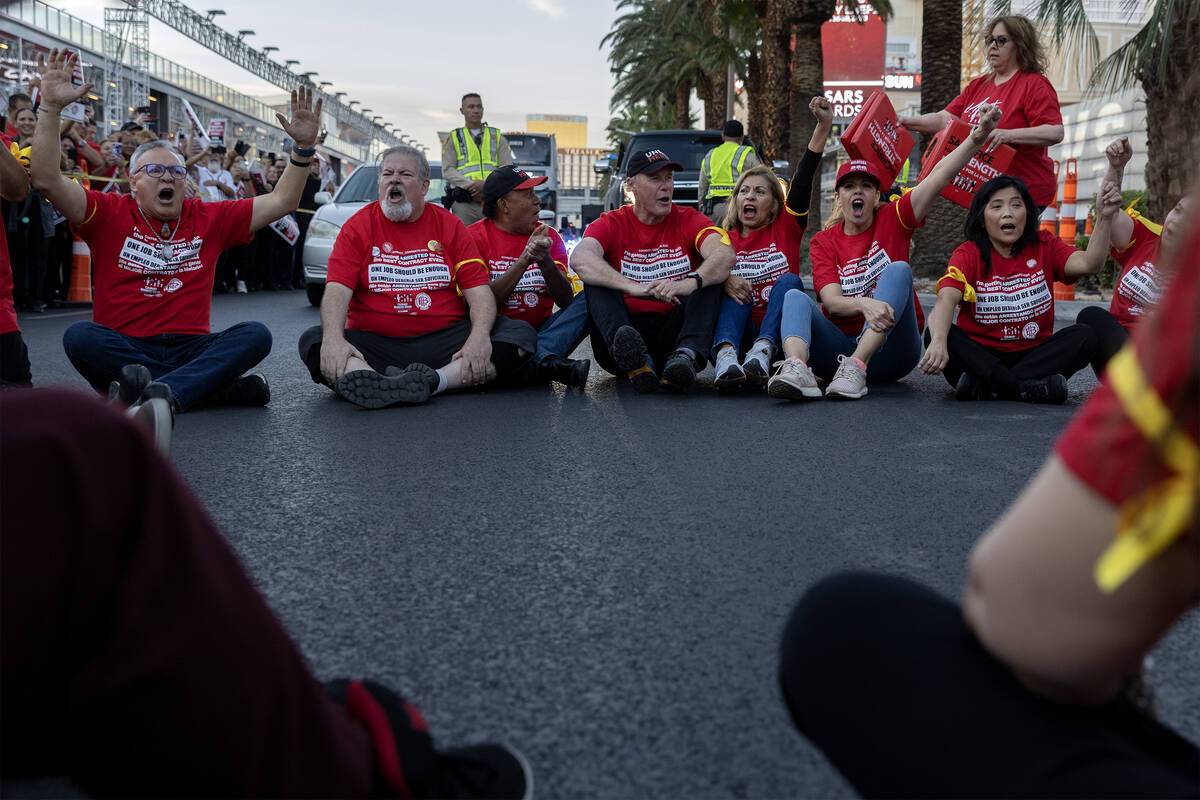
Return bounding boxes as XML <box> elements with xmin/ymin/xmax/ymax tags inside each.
<box><xmin>528</xmin><ymin>0</ymin><xmax>565</xmax><ymax>19</ymax></box>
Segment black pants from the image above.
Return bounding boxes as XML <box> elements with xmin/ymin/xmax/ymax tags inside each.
<box><xmin>779</xmin><ymin>571</ymin><xmax>1200</xmax><ymax>799</ymax></box>
<box><xmin>7</xmin><ymin>223</ymin><xmax>48</xmax><ymax>308</ymax></box>
<box><xmin>0</xmin><ymin>329</ymin><xmax>31</xmax><ymax>387</ymax></box>
<box><xmin>299</xmin><ymin>316</ymin><xmax>537</xmax><ymax>388</ymax></box>
<box><xmin>1075</xmin><ymin>305</ymin><xmax>1129</xmax><ymax>377</ymax></box>
<box><xmin>586</xmin><ymin>283</ymin><xmax>723</xmax><ymax>375</ymax></box>
<box><xmin>929</xmin><ymin>323</ymin><xmax>1096</xmax><ymax>398</ymax></box>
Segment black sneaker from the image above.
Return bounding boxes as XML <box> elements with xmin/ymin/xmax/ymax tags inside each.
<box><xmin>1019</xmin><ymin>374</ymin><xmax>1068</xmax><ymax>404</ymax></box>
<box><xmin>138</xmin><ymin>380</ymin><xmax>177</xmax><ymax>411</ymax></box>
<box><xmin>611</xmin><ymin>325</ymin><xmax>658</xmax><ymax>393</ymax></box>
<box><xmin>207</xmin><ymin>373</ymin><xmax>271</xmax><ymax>407</ymax></box>
<box><xmin>335</xmin><ymin>369</ymin><xmax>431</xmax><ymax>409</ymax></box>
<box><xmin>537</xmin><ymin>355</ymin><xmax>590</xmax><ymax>389</ymax></box>
<box><xmin>432</xmin><ymin>744</ymin><xmax>533</xmax><ymax>800</ymax></box>
<box><xmin>954</xmin><ymin>371</ymin><xmax>990</xmax><ymax>401</ymax></box>
<box><xmin>387</xmin><ymin>362</ymin><xmax>441</xmax><ymax>393</ymax></box>
<box><xmin>108</xmin><ymin>363</ymin><xmax>152</xmax><ymax>406</ymax></box>
<box><xmin>661</xmin><ymin>350</ymin><xmax>697</xmax><ymax>392</ymax></box>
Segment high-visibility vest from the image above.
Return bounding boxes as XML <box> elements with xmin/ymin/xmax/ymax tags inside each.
<box><xmin>701</xmin><ymin>142</ymin><xmax>752</xmax><ymax>199</ymax></box>
<box><xmin>450</xmin><ymin>126</ymin><xmax>503</xmax><ymax>181</ymax></box>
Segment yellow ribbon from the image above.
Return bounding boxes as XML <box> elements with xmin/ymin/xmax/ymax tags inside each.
<box><xmin>1125</xmin><ymin>207</ymin><xmax>1163</xmax><ymax>237</ymax></box>
<box><xmin>9</xmin><ymin>140</ymin><xmax>31</xmax><ymax>167</ymax></box>
<box><xmin>1094</xmin><ymin>345</ymin><xmax>1199</xmax><ymax>592</ymax></box>
<box><xmin>941</xmin><ymin>266</ymin><xmax>976</xmax><ymax>302</ymax></box>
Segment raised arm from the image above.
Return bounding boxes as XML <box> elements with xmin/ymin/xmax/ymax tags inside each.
<box><xmin>1064</xmin><ymin>180</ymin><xmax>1122</xmax><ymax>278</ymax></box>
<box><xmin>908</xmin><ymin>104</ymin><xmax>1002</xmax><ymax>222</ymax></box>
<box><xmin>28</xmin><ymin>49</ymin><xmax>91</xmax><ymax>224</ymax></box>
<box><xmin>785</xmin><ymin>96</ymin><xmax>835</xmax><ymax>225</ymax></box>
<box><xmin>1102</xmin><ymin>137</ymin><xmax>1135</xmax><ymax>250</ymax></box>
<box><xmin>249</xmin><ymin>86</ymin><xmax>321</xmax><ymax>233</ymax></box>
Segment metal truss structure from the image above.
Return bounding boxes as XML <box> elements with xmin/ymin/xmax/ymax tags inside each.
<box><xmin>103</xmin><ymin>5</ymin><xmax>151</xmax><ymax>133</ymax></box>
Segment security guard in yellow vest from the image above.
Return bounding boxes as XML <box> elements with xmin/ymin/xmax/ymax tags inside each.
<box><xmin>698</xmin><ymin>120</ymin><xmax>761</xmax><ymax>224</ymax></box>
<box><xmin>441</xmin><ymin>92</ymin><xmax>513</xmax><ymax>226</ymax></box>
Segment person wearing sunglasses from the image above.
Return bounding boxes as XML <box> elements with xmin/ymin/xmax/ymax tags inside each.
<box><xmin>29</xmin><ymin>49</ymin><xmax>323</xmax><ymax>415</ymax></box>
<box><xmin>900</xmin><ymin>14</ymin><xmax>1063</xmax><ymax>212</ymax></box>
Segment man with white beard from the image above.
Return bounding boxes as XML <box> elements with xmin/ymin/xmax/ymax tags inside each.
<box><xmin>299</xmin><ymin>146</ymin><xmax>536</xmax><ymax>408</ymax></box>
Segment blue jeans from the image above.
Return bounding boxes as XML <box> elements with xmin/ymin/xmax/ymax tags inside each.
<box><xmin>63</xmin><ymin>321</ymin><xmax>272</xmax><ymax>411</ymax></box>
<box><xmin>535</xmin><ymin>290</ymin><xmax>590</xmax><ymax>361</ymax></box>
<box><xmin>779</xmin><ymin>261</ymin><xmax>922</xmax><ymax>381</ymax></box>
<box><xmin>711</xmin><ymin>272</ymin><xmax>803</xmax><ymax>359</ymax></box>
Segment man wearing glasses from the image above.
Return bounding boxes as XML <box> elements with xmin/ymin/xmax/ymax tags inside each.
<box><xmin>30</xmin><ymin>50</ymin><xmax>323</xmax><ymax>412</ymax></box>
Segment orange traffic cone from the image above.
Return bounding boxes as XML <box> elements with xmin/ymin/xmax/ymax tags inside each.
<box><xmin>65</xmin><ymin>235</ymin><xmax>93</xmax><ymax>305</ymax></box>
<box><xmin>1053</xmin><ymin>159</ymin><xmax>1076</xmax><ymax>301</ymax></box>
<box><xmin>1039</xmin><ymin>160</ymin><xmax>1060</xmax><ymax>236</ymax></box>
<box><xmin>1084</xmin><ymin>209</ymin><xmax>1094</xmax><ymax>235</ymax></box>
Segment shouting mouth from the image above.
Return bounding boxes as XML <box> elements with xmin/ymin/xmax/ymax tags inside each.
<box><xmin>387</xmin><ymin>185</ymin><xmax>405</xmax><ymax>202</ymax></box>
<box><xmin>157</xmin><ymin>186</ymin><xmax>176</xmax><ymax>203</ymax></box>
<box><xmin>1000</xmin><ymin>222</ymin><xmax>1017</xmax><ymax>234</ymax></box>
<box><xmin>851</xmin><ymin>198</ymin><xmax>865</xmax><ymax>215</ymax></box>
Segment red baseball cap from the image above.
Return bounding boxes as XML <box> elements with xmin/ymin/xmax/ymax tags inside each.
<box><xmin>835</xmin><ymin>159</ymin><xmax>882</xmax><ymax>189</ymax></box>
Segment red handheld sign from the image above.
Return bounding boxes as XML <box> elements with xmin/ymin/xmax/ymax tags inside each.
<box><xmin>916</xmin><ymin>117</ymin><xmax>1016</xmax><ymax>208</ymax></box>
<box><xmin>839</xmin><ymin>91</ymin><xmax>914</xmax><ymax>186</ymax></box>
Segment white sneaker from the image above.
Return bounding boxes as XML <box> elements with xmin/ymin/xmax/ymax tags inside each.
<box><xmin>825</xmin><ymin>354</ymin><xmax>868</xmax><ymax>399</ymax></box>
<box><xmin>741</xmin><ymin>344</ymin><xmax>771</xmax><ymax>386</ymax></box>
<box><xmin>767</xmin><ymin>357</ymin><xmax>821</xmax><ymax>400</ymax></box>
<box><xmin>128</xmin><ymin>397</ymin><xmax>174</xmax><ymax>456</ymax></box>
<box><xmin>713</xmin><ymin>347</ymin><xmax>745</xmax><ymax>390</ymax></box>
<box><xmin>236</xmin><ymin>280</ymin><xmax>248</xmax><ymax>294</ymax></box>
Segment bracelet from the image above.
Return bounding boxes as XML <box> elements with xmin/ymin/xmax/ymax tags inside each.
<box><xmin>290</xmin><ymin>157</ymin><xmax>312</xmax><ymax>168</ymax></box>
<box><xmin>292</xmin><ymin>145</ymin><xmax>317</xmax><ymax>157</ymax></box>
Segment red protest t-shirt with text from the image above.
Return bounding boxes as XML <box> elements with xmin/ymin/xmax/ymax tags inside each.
<box><xmin>326</xmin><ymin>202</ymin><xmax>488</xmax><ymax>337</ymax></box>
<box><xmin>729</xmin><ymin>209</ymin><xmax>806</xmax><ymax>325</ymax></box>
<box><xmin>945</xmin><ymin>71</ymin><xmax>1062</xmax><ymax>206</ymax></box>
<box><xmin>937</xmin><ymin>231</ymin><xmax>1076</xmax><ymax>351</ymax></box>
<box><xmin>1056</xmin><ymin>225</ymin><xmax>1199</xmax><ymax>508</ymax></box>
<box><xmin>467</xmin><ymin>218</ymin><xmax>568</xmax><ymax>328</ymax></box>
<box><xmin>75</xmin><ymin>191</ymin><xmax>253</xmax><ymax>336</ymax></box>
<box><xmin>809</xmin><ymin>191</ymin><xmax>926</xmax><ymax>336</ymax></box>
<box><xmin>1108</xmin><ymin>212</ymin><xmax>1162</xmax><ymax>331</ymax></box>
<box><xmin>583</xmin><ymin>204</ymin><xmax>725</xmax><ymax>314</ymax></box>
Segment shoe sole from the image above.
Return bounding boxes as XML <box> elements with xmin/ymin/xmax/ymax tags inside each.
<box><xmin>661</xmin><ymin>360</ymin><xmax>696</xmax><ymax>392</ymax></box>
<box><xmin>714</xmin><ymin>365</ymin><xmax>746</xmax><ymax>391</ymax></box>
<box><xmin>567</xmin><ymin>360</ymin><xmax>591</xmax><ymax>389</ymax></box>
<box><xmin>242</xmin><ymin>373</ymin><xmax>271</xmax><ymax>406</ymax></box>
<box><xmin>825</xmin><ymin>385</ymin><xmax>868</xmax><ymax>400</ymax></box>
<box><xmin>129</xmin><ymin>397</ymin><xmax>173</xmax><ymax>456</ymax></box>
<box><xmin>402</xmin><ymin>362</ymin><xmax>441</xmax><ymax>393</ymax></box>
<box><xmin>628</xmin><ymin>365</ymin><xmax>660</xmax><ymax>393</ymax></box>
<box><xmin>767</xmin><ymin>379</ymin><xmax>821</xmax><ymax>400</ymax></box>
<box><xmin>115</xmin><ymin>364</ymin><xmax>152</xmax><ymax>407</ymax></box>
<box><xmin>334</xmin><ymin>370</ymin><xmax>431</xmax><ymax>409</ymax></box>
<box><xmin>742</xmin><ymin>361</ymin><xmax>769</xmax><ymax>387</ymax></box>
<box><xmin>611</xmin><ymin>326</ymin><xmax>649</xmax><ymax>373</ymax></box>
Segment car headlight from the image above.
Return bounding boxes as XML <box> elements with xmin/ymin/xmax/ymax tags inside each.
<box><xmin>307</xmin><ymin>218</ymin><xmax>342</xmax><ymax>240</ymax></box>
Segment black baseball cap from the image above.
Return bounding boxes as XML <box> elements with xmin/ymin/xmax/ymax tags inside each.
<box><xmin>482</xmin><ymin>165</ymin><xmax>548</xmax><ymax>217</ymax></box>
<box><xmin>722</xmin><ymin>120</ymin><xmax>744</xmax><ymax>138</ymax></box>
<box><xmin>626</xmin><ymin>149</ymin><xmax>683</xmax><ymax>178</ymax></box>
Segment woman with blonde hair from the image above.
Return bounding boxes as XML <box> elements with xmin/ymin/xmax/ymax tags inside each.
<box><xmin>900</xmin><ymin>14</ymin><xmax>1063</xmax><ymax>211</ymax></box>
<box><xmin>710</xmin><ymin>96</ymin><xmax>832</xmax><ymax>390</ymax></box>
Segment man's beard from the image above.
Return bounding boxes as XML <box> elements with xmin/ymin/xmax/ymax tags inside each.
<box><xmin>381</xmin><ymin>196</ymin><xmax>413</xmax><ymax>222</ymax></box>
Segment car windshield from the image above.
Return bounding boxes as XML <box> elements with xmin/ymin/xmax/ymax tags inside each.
<box><xmin>507</xmin><ymin>135</ymin><xmax>553</xmax><ymax>167</ymax></box>
<box><xmin>334</xmin><ymin>164</ymin><xmax>444</xmax><ymax>203</ymax></box>
<box><xmin>626</xmin><ymin>133</ymin><xmax>724</xmax><ymax>171</ymax></box>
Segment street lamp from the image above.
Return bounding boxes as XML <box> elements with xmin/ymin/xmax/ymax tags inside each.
<box><xmin>347</xmin><ymin>100</ymin><xmax>359</xmax><ymax>109</ymax></box>
<box><xmin>334</xmin><ymin>92</ymin><xmax>346</xmax><ymax>101</ymax></box>
<box><xmin>237</xmin><ymin>29</ymin><xmax>255</xmax><ymax>40</ymax></box>
<box><xmin>206</xmin><ymin>9</ymin><xmax>225</xmax><ymax>20</ymax></box>
<box><xmin>285</xmin><ymin>59</ymin><xmax>299</xmax><ymax>68</ymax></box>
<box><xmin>360</xmin><ymin>109</ymin><xmax>373</xmax><ymax>115</ymax></box>
<box><xmin>262</xmin><ymin>46</ymin><xmax>278</xmax><ymax>55</ymax></box>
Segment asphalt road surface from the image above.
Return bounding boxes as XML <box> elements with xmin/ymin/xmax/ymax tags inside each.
<box><xmin>12</xmin><ymin>289</ymin><xmax>1199</xmax><ymax>798</ymax></box>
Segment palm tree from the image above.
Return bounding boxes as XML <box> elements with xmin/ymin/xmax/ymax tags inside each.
<box><xmin>909</xmin><ymin>0</ymin><xmax>967</xmax><ymax>279</ymax></box>
<box><xmin>1010</xmin><ymin>0</ymin><xmax>1199</xmax><ymax>220</ymax></box>
<box><xmin>756</xmin><ymin>0</ymin><xmax>793</xmax><ymax>161</ymax></box>
<box><xmin>603</xmin><ymin>0</ymin><xmax>695</xmax><ymax>128</ymax></box>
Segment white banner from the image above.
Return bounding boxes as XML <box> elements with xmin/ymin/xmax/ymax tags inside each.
<box><xmin>207</xmin><ymin>118</ymin><xmax>227</xmax><ymax>147</ymax></box>
<box><xmin>180</xmin><ymin>98</ymin><xmax>212</xmax><ymax>146</ymax></box>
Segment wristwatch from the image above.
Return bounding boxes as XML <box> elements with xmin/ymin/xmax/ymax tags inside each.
<box><xmin>686</xmin><ymin>272</ymin><xmax>703</xmax><ymax>289</ymax></box>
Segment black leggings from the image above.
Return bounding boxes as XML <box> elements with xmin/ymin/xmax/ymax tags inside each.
<box><xmin>927</xmin><ymin>323</ymin><xmax>1097</xmax><ymax>398</ymax></box>
<box><xmin>1075</xmin><ymin>305</ymin><xmax>1129</xmax><ymax>377</ymax></box>
<box><xmin>779</xmin><ymin>572</ymin><xmax>1200</xmax><ymax>798</ymax></box>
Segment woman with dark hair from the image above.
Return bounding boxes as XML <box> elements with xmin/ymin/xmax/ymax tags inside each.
<box><xmin>920</xmin><ymin>174</ymin><xmax>1120</xmax><ymax>403</ymax></box>
<box><xmin>900</xmin><ymin>14</ymin><xmax>1063</xmax><ymax>211</ymax></box>
<box><xmin>778</xmin><ymin>189</ymin><xmax>1200</xmax><ymax>797</ymax></box>
<box><xmin>710</xmin><ymin>96</ymin><xmax>831</xmax><ymax>390</ymax></box>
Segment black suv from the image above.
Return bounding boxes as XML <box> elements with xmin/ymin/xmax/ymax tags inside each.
<box><xmin>595</xmin><ymin>129</ymin><xmax>765</xmax><ymax>212</ymax></box>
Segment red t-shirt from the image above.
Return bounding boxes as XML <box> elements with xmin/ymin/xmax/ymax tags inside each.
<box><xmin>809</xmin><ymin>191</ymin><xmax>926</xmax><ymax>336</ymax></box>
<box><xmin>75</xmin><ymin>191</ymin><xmax>254</xmax><ymax>336</ymax></box>
<box><xmin>583</xmin><ymin>204</ymin><xmax>725</xmax><ymax>314</ymax></box>
<box><xmin>1056</xmin><ymin>224</ymin><xmax>1198</xmax><ymax>508</ymax></box>
<box><xmin>937</xmin><ymin>231</ymin><xmax>1076</xmax><ymax>351</ymax></box>
<box><xmin>1108</xmin><ymin>212</ymin><xmax>1162</xmax><ymax>331</ymax></box>
<box><xmin>467</xmin><ymin>218</ymin><xmax>568</xmax><ymax>328</ymax></box>
<box><xmin>327</xmin><ymin>202</ymin><xmax>488</xmax><ymax>337</ymax></box>
<box><xmin>728</xmin><ymin>209</ymin><xmax>806</xmax><ymax>325</ymax></box>
<box><xmin>945</xmin><ymin>71</ymin><xmax>1063</xmax><ymax>206</ymax></box>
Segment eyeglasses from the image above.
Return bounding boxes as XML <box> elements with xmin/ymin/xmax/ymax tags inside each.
<box><xmin>136</xmin><ymin>163</ymin><xmax>186</xmax><ymax>179</ymax></box>
<box><xmin>985</xmin><ymin>35</ymin><xmax>1009</xmax><ymax>47</ymax></box>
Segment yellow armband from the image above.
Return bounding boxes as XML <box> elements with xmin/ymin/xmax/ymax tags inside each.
<box><xmin>941</xmin><ymin>266</ymin><xmax>976</xmax><ymax>302</ymax></box>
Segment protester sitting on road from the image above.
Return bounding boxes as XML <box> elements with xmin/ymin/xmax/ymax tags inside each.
<box><xmin>920</xmin><ymin>174</ymin><xmax>1119</xmax><ymax>404</ymax></box>
<box><xmin>767</xmin><ymin>105</ymin><xmax>1003</xmax><ymax>401</ymax></box>
<box><xmin>900</xmin><ymin>14</ymin><xmax>1063</xmax><ymax>212</ymax></box>
<box><xmin>712</xmin><ymin>96</ymin><xmax>832</xmax><ymax>391</ymax></box>
<box><xmin>30</xmin><ymin>49</ymin><xmax>322</xmax><ymax>413</ymax></box>
<box><xmin>569</xmin><ymin>148</ymin><xmax>734</xmax><ymax>393</ymax></box>
<box><xmin>0</xmin><ymin>137</ymin><xmax>32</xmax><ymax>386</ymax></box>
<box><xmin>1074</xmin><ymin>136</ymin><xmax>1193</xmax><ymax>378</ymax></box>
<box><xmin>779</xmin><ymin>188</ymin><xmax>1200</xmax><ymax>796</ymax></box>
<box><xmin>468</xmin><ymin>164</ymin><xmax>590</xmax><ymax>389</ymax></box>
<box><xmin>299</xmin><ymin>145</ymin><xmax>536</xmax><ymax>409</ymax></box>
<box><xmin>0</xmin><ymin>388</ymin><xmax>531</xmax><ymax>800</ymax></box>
